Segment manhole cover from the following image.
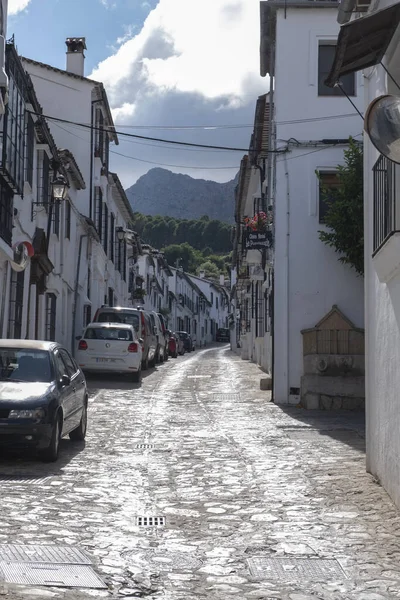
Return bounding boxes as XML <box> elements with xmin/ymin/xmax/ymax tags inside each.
<box><xmin>136</xmin><ymin>516</ymin><xmax>165</xmax><ymax>527</ymax></box>
<box><xmin>135</xmin><ymin>444</ymin><xmax>154</xmax><ymax>450</ymax></box>
<box><xmin>0</xmin><ymin>475</ymin><xmax>53</xmax><ymax>484</ymax></box>
<box><xmin>0</xmin><ymin>562</ymin><xmax>106</xmax><ymax>588</ymax></box>
<box><xmin>0</xmin><ymin>545</ymin><xmax>91</xmax><ymax>565</ymax></box>
<box><xmin>213</xmin><ymin>394</ymin><xmax>240</xmax><ymax>401</ymax></box>
<box><xmin>247</xmin><ymin>557</ymin><xmax>346</xmax><ymax>581</ymax></box>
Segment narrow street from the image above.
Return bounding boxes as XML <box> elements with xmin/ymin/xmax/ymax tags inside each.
<box><xmin>0</xmin><ymin>347</ymin><xmax>398</xmax><ymax>599</ymax></box>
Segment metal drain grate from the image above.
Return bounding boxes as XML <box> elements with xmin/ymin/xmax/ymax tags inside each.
<box><xmin>0</xmin><ymin>562</ymin><xmax>107</xmax><ymax>588</ymax></box>
<box><xmin>0</xmin><ymin>474</ymin><xmax>54</xmax><ymax>484</ymax></box>
<box><xmin>0</xmin><ymin>544</ymin><xmax>91</xmax><ymax>565</ymax></box>
<box><xmin>136</xmin><ymin>516</ymin><xmax>165</xmax><ymax>527</ymax></box>
<box><xmin>213</xmin><ymin>393</ymin><xmax>240</xmax><ymax>401</ymax></box>
<box><xmin>135</xmin><ymin>443</ymin><xmax>154</xmax><ymax>450</ymax></box>
<box><xmin>247</xmin><ymin>557</ymin><xmax>347</xmax><ymax>581</ymax></box>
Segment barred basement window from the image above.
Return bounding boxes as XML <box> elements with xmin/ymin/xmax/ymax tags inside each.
<box><xmin>45</xmin><ymin>293</ymin><xmax>57</xmax><ymax>341</ymax></box>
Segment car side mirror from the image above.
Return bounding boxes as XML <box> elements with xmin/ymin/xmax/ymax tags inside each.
<box><xmin>139</xmin><ymin>338</ymin><xmax>144</xmax><ymax>344</ymax></box>
<box><xmin>60</xmin><ymin>374</ymin><xmax>71</xmax><ymax>387</ymax></box>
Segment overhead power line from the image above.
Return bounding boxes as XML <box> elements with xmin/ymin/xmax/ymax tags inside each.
<box><xmin>111</xmin><ymin>149</ymin><xmax>239</xmax><ymax>170</ymax></box>
<box><xmin>28</xmin><ymin>110</ymin><xmax>275</xmax><ymax>153</ymax></box>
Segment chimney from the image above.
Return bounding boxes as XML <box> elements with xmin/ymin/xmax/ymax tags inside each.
<box><xmin>220</xmin><ymin>274</ymin><xmax>225</xmax><ymax>286</ymax></box>
<box><xmin>199</xmin><ymin>270</ymin><xmax>205</xmax><ymax>279</ymax></box>
<box><xmin>65</xmin><ymin>37</ymin><xmax>86</xmax><ymax>76</ymax></box>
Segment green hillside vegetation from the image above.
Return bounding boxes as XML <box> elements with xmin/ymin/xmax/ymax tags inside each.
<box><xmin>132</xmin><ymin>213</ymin><xmax>232</xmax><ymax>254</ymax></box>
<box><xmin>132</xmin><ymin>213</ymin><xmax>233</xmax><ymax>276</ymax></box>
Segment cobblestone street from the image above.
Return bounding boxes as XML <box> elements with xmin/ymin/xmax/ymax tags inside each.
<box><xmin>0</xmin><ymin>346</ymin><xmax>398</xmax><ymax>599</ymax></box>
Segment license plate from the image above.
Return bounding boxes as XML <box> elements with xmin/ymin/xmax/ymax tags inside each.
<box><xmin>96</xmin><ymin>358</ymin><xmax>109</xmax><ymax>363</ymax></box>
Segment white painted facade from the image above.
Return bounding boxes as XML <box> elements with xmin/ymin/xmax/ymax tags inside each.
<box><xmin>332</xmin><ymin>0</ymin><xmax>400</xmax><ymax>506</ymax></box>
<box><xmin>261</xmin><ymin>1</ymin><xmax>365</xmax><ymax>404</ymax></box>
<box><xmin>20</xmin><ymin>41</ymin><xmax>134</xmax><ymax>347</ymax></box>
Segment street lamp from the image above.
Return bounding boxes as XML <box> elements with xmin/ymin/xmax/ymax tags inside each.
<box><xmin>116</xmin><ymin>226</ymin><xmax>125</xmax><ymax>242</ymax></box>
<box><xmin>51</xmin><ymin>174</ymin><xmax>68</xmax><ymax>201</ymax></box>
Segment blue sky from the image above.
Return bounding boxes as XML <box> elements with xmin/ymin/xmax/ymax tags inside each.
<box><xmin>7</xmin><ymin>0</ymin><xmax>266</xmax><ymax>189</ymax></box>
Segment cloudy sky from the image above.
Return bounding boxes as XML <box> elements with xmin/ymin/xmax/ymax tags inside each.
<box><xmin>8</xmin><ymin>0</ymin><xmax>267</xmax><ymax>189</ymax></box>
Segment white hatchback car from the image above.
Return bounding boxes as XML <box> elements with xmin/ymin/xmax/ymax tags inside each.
<box><xmin>76</xmin><ymin>323</ymin><xmax>143</xmax><ymax>382</ymax></box>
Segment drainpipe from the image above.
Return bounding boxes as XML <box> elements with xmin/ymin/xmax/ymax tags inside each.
<box><xmin>89</xmin><ymin>100</ymin><xmax>96</xmax><ymax>221</ymax></box>
<box><xmin>71</xmin><ymin>234</ymin><xmax>88</xmax><ymax>356</ymax></box>
<box><xmin>283</xmin><ymin>154</ymin><xmax>291</xmax><ymax>402</ymax></box>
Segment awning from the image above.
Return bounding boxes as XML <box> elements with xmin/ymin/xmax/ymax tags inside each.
<box><xmin>325</xmin><ymin>3</ymin><xmax>400</xmax><ymax>88</ymax></box>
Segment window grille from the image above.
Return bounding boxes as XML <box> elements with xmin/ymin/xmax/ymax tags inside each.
<box><xmin>94</xmin><ymin>187</ymin><xmax>103</xmax><ymax>240</ymax></box>
<box><xmin>7</xmin><ymin>269</ymin><xmax>24</xmax><ymax>338</ymax></box>
<box><xmin>122</xmin><ymin>240</ymin><xmax>127</xmax><ymax>281</ymax></box>
<box><xmin>373</xmin><ymin>154</ymin><xmax>397</xmax><ymax>254</ymax></box>
<box><xmin>45</xmin><ymin>293</ymin><xmax>57</xmax><ymax>341</ymax></box>
<box><xmin>102</xmin><ymin>203</ymin><xmax>108</xmax><ymax>253</ymax></box>
<box><xmin>109</xmin><ymin>213</ymin><xmax>115</xmax><ymax>262</ymax></box>
<box><xmin>65</xmin><ymin>199</ymin><xmax>71</xmax><ymax>240</ymax></box>
<box><xmin>25</xmin><ymin>114</ymin><xmax>34</xmax><ymax>187</ymax></box>
<box><xmin>0</xmin><ymin>177</ymin><xmax>13</xmax><ymax>246</ymax></box>
<box><xmin>84</xmin><ymin>305</ymin><xmax>91</xmax><ymax>327</ymax></box>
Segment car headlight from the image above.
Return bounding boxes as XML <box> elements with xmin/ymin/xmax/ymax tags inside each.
<box><xmin>8</xmin><ymin>408</ymin><xmax>46</xmax><ymax>421</ymax></box>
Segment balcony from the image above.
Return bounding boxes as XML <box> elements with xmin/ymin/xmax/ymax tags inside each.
<box><xmin>372</xmin><ymin>155</ymin><xmax>400</xmax><ymax>283</ymax></box>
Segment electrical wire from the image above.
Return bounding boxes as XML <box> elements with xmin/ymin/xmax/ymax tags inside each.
<box><xmin>27</xmin><ymin>109</ymin><xmax>272</xmax><ymax>153</ymax></box>
<box><xmin>51</xmin><ymin>119</ymin><xmax>241</xmax><ymax>170</ymax></box>
<box><xmin>275</xmin><ymin>112</ymin><xmax>359</xmax><ymax>125</ymax></box>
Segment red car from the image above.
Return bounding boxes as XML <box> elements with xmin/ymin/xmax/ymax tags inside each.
<box><xmin>168</xmin><ymin>332</ymin><xmax>185</xmax><ymax>358</ymax></box>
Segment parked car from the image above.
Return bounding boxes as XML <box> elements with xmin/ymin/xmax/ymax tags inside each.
<box><xmin>176</xmin><ymin>331</ymin><xmax>194</xmax><ymax>353</ymax></box>
<box><xmin>93</xmin><ymin>306</ymin><xmax>156</xmax><ymax>369</ymax></box>
<box><xmin>167</xmin><ymin>331</ymin><xmax>185</xmax><ymax>358</ymax></box>
<box><xmin>0</xmin><ymin>340</ymin><xmax>88</xmax><ymax>462</ymax></box>
<box><xmin>76</xmin><ymin>323</ymin><xmax>143</xmax><ymax>382</ymax></box>
<box><xmin>157</xmin><ymin>313</ymin><xmax>169</xmax><ymax>359</ymax></box>
<box><xmin>216</xmin><ymin>328</ymin><xmax>230</xmax><ymax>342</ymax></box>
<box><xmin>147</xmin><ymin>311</ymin><xmax>167</xmax><ymax>363</ymax></box>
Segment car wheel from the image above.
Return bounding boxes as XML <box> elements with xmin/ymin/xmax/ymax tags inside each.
<box><xmin>149</xmin><ymin>356</ymin><xmax>156</xmax><ymax>368</ymax></box>
<box><xmin>40</xmin><ymin>415</ymin><xmax>61</xmax><ymax>462</ymax></box>
<box><xmin>132</xmin><ymin>366</ymin><xmax>142</xmax><ymax>383</ymax></box>
<box><xmin>69</xmin><ymin>402</ymin><xmax>88</xmax><ymax>442</ymax></box>
<box><xmin>173</xmin><ymin>351</ymin><xmax>178</xmax><ymax>358</ymax></box>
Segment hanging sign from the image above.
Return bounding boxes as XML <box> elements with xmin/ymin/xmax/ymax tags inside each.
<box><xmin>244</xmin><ymin>230</ymin><xmax>272</xmax><ymax>250</ymax></box>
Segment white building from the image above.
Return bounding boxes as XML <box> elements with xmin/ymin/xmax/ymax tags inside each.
<box><xmin>324</xmin><ymin>0</ymin><xmax>400</xmax><ymax>505</ymax></box>
<box><xmin>21</xmin><ymin>39</ymin><xmax>135</xmax><ymax>346</ymax></box>
<box><xmin>260</xmin><ymin>0</ymin><xmax>365</xmax><ymax>405</ymax></box>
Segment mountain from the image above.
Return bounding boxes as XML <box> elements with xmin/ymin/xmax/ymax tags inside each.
<box><xmin>125</xmin><ymin>168</ymin><xmax>238</xmax><ymax>224</ymax></box>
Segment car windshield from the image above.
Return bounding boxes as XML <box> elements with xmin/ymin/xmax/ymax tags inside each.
<box><xmin>98</xmin><ymin>312</ymin><xmax>140</xmax><ymax>329</ymax></box>
<box><xmin>178</xmin><ymin>332</ymin><xmax>188</xmax><ymax>339</ymax></box>
<box><xmin>85</xmin><ymin>327</ymin><xmax>133</xmax><ymax>341</ymax></box>
<box><xmin>0</xmin><ymin>349</ymin><xmax>52</xmax><ymax>383</ymax></box>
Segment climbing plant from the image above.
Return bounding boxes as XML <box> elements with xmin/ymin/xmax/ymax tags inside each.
<box><xmin>318</xmin><ymin>138</ymin><xmax>364</xmax><ymax>276</ymax></box>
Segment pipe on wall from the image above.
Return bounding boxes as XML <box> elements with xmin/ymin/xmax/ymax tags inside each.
<box><xmin>71</xmin><ymin>233</ymin><xmax>88</xmax><ymax>357</ymax></box>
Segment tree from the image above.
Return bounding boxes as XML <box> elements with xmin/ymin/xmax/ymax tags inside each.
<box><xmin>197</xmin><ymin>261</ymin><xmax>220</xmax><ymax>278</ymax></box>
<box><xmin>318</xmin><ymin>138</ymin><xmax>364</xmax><ymax>276</ymax></box>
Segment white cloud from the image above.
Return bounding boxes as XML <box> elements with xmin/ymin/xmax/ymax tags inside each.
<box><xmin>90</xmin><ymin>0</ymin><xmax>267</xmax><ymax>188</ymax></box>
<box><xmin>8</xmin><ymin>0</ymin><xmax>31</xmax><ymax>15</ymax></box>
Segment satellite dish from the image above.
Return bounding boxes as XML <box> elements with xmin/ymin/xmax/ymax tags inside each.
<box><xmin>9</xmin><ymin>241</ymin><xmax>34</xmax><ymax>272</ymax></box>
<box><xmin>365</xmin><ymin>94</ymin><xmax>400</xmax><ymax>163</ymax></box>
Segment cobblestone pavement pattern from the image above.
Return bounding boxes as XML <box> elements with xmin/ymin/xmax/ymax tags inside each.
<box><xmin>0</xmin><ymin>346</ymin><xmax>398</xmax><ymax>599</ymax></box>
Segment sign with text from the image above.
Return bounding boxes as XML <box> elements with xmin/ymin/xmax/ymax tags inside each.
<box><xmin>244</xmin><ymin>230</ymin><xmax>272</xmax><ymax>250</ymax></box>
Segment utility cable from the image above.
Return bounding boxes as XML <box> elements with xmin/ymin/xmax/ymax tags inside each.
<box><xmin>27</xmin><ymin>109</ymin><xmax>285</xmax><ymax>153</ymax></box>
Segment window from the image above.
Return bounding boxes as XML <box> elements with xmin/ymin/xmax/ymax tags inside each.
<box><xmin>65</xmin><ymin>200</ymin><xmax>71</xmax><ymax>240</ymax></box>
<box><xmin>211</xmin><ymin>292</ymin><xmax>214</xmax><ymax>305</ymax></box>
<box><xmin>95</xmin><ymin>108</ymin><xmax>105</xmax><ymax>164</ymax></box>
<box><xmin>54</xmin><ymin>351</ymin><xmax>68</xmax><ymax>378</ymax></box>
<box><xmin>123</xmin><ymin>240</ymin><xmax>127</xmax><ymax>281</ymax></box>
<box><xmin>59</xmin><ymin>348</ymin><xmax>77</xmax><ymax>377</ymax></box>
<box><xmin>318</xmin><ymin>171</ymin><xmax>341</xmax><ymax>224</ymax></box>
<box><xmin>216</xmin><ymin>297</ymin><xmax>219</xmax><ymax>309</ymax></box>
<box><xmin>318</xmin><ymin>44</ymin><xmax>355</xmax><ymax>97</ymax></box>
<box><xmin>26</xmin><ymin>114</ymin><xmax>34</xmax><ymax>187</ymax></box>
<box><xmin>84</xmin><ymin>305</ymin><xmax>91</xmax><ymax>327</ymax></box>
<box><xmin>45</xmin><ymin>293</ymin><xmax>56</xmax><ymax>341</ymax></box>
<box><xmin>109</xmin><ymin>213</ymin><xmax>115</xmax><ymax>262</ymax></box>
<box><xmin>53</xmin><ymin>200</ymin><xmax>60</xmax><ymax>236</ymax></box>
<box><xmin>94</xmin><ymin>187</ymin><xmax>103</xmax><ymax>240</ymax></box>
<box><xmin>37</xmin><ymin>150</ymin><xmax>50</xmax><ymax>209</ymax></box>
<box><xmin>3</xmin><ymin>50</ymin><xmax>26</xmax><ymax>195</ymax></box>
<box><xmin>0</xmin><ymin>177</ymin><xmax>13</xmax><ymax>246</ymax></box>
<box><xmin>102</xmin><ymin>203</ymin><xmax>108</xmax><ymax>253</ymax></box>
<box><xmin>8</xmin><ymin>270</ymin><xmax>24</xmax><ymax>338</ymax></box>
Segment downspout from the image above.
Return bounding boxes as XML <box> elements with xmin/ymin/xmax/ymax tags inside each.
<box><xmin>89</xmin><ymin>100</ymin><xmax>96</xmax><ymax>220</ymax></box>
<box><xmin>269</xmin><ymin>34</ymin><xmax>276</xmax><ymax>400</ymax></box>
<box><xmin>283</xmin><ymin>153</ymin><xmax>290</xmax><ymax>402</ymax></box>
<box><xmin>71</xmin><ymin>234</ymin><xmax>88</xmax><ymax>356</ymax></box>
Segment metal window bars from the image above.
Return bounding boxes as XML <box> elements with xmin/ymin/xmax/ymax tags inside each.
<box><xmin>373</xmin><ymin>154</ymin><xmax>397</xmax><ymax>255</ymax></box>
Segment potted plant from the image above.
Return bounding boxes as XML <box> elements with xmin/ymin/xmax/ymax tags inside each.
<box><xmin>244</xmin><ymin>211</ymin><xmax>271</xmax><ymax>232</ymax></box>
